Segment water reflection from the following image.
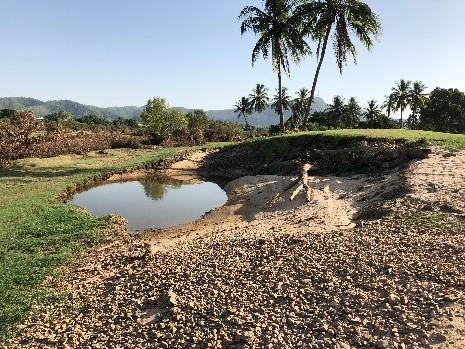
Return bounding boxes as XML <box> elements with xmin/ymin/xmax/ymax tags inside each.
<box><xmin>142</xmin><ymin>177</ymin><xmax>183</xmax><ymax>201</ymax></box>
<box><xmin>70</xmin><ymin>175</ymin><xmax>228</xmax><ymax>231</ymax></box>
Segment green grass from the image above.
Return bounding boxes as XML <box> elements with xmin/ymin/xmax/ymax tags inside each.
<box><xmin>295</xmin><ymin>129</ymin><xmax>465</xmax><ymax>150</ymax></box>
<box><xmin>0</xmin><ymin>144</ymin><xmax>228</xmax><ymax>340</ymax></box>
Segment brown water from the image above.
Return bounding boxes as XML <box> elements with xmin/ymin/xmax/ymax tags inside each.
<box><xmin>70</xmin><ymin>175</ymin><xmax>228</xmax><ymax>231</ymax></box>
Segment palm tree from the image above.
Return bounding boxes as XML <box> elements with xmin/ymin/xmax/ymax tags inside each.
<box><xmin>292</xmin><ymin>88</ymin><xmax>311</xmax><ymax>129</ymax></box>
<box><xmin>325</xmin><ymin>95</ymin><xmax>345</xmax><ymax>128</ymax></box>
<box><xmin>407</xmin><ymin>81</ymin><xmax>427</xmax><ymax>129</ymax></box>
<box><xmin>234</xmin><ymin>97</ymin><xmax>253</xmax><ymax>129</ymax></box>
<box><xmin>240</xmin><ymin>0</ymin><xmax>311</xmax><ymax>131</ymax></box>
<box><xmin>249</xmin><ymin>83</ymin><xmax>270</xmax><ymax>128</ymax></box>
<box><xmin>343</xmin><ymin>97</ymin><xmax>362</xmax><ymax>128</ymax></box>
<box><xmin>364</xmin><ymin>100</ymin><xmax>383</xmax><ymax>128</ymax></box>
<box><xmin>296</xmin><ymin>0</ymin><xmax>381</xmax><ymax>115</ymax></box>
<box><xmin>271</xmin><ymin>87</ymin><xmax>292</xmax><ymax>119</ymax></box>
<box><xmin>382</xmin><ymin>94</ymin><xmax>395</xmax><ymax>117</ymax></box>
<box><xmin>391</xmin><ymin>79</ymin><xmax>412</xmax><ymax>128</ymax></box>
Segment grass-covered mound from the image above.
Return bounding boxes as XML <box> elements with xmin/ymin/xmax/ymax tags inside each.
<box><xmin>205</xmin><ymin>129</ymin><xmax>453</xmax><ymax>177</ymax></box>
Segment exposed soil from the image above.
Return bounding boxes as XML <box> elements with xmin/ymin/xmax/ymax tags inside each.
<box><xmin>5</xmin><ymin>145</ymin><xmax>465</xmax><ymax>349</ymax></box>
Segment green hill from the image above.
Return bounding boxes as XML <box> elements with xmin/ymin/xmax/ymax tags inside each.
<box><xmin>0</xmin><ymin>97</ymin><xmax>328</xmax><ymax>126</ymax></box>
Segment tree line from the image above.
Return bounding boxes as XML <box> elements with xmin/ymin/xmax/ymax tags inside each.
<box><xmin>235</xmin><ymin>80</ymin><xmax>465</xmax><ymax>134</ymax></box>
<box><xmin>141</xmin><ymin>97</ymin><xmax>244</xmax><ymax>145</ymax></box>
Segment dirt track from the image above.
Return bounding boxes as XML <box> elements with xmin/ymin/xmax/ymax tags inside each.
<box><xmin>6</xmin><ymin>149</ymin><xmax>465</xmax><ymax>349</ymax></box>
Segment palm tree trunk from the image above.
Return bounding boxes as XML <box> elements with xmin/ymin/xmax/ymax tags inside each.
<box><xmin>244</xmin><ymin>114</ymin><xmax>250</xmax><ymax>129</ymax></box>
<box><xmin>400</xmin><ymin>109</ymin><xmax>403</xmax><ymax>128</ymax></box>
<box><xmin>278</xmin><ymin>64</ymin><xmax>284</xmax><ymax>132</ymax></box>
<box><xmin>307</xmin><ymin>27</ymin><xmax>331</xmax><ymax>126</ymax></box>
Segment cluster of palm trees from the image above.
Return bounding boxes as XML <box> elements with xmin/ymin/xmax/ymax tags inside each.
<box><xmin>321</xmin><ymin>96</ymin><xmax>391</xmax><ymax>129</ymax></box>
<box><xmin>239</xmin><ymin>0</ymin><xmax>381</xmax><ymax>131</ymax></box>
<box><xmin>235</xmin><ymin>84</ymin><xmax>315</xmax><ymax>129</ymax></box>
<box><xmin>383</xmin><ymin>79</ymin><xmax>428</xmax><ymax>128</ymax></box>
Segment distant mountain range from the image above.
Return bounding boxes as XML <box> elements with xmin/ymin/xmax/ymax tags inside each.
<box><xmin>0</xmin><ymin>97</ymin><xmax>328</xmax><ymax>127</ymax></box>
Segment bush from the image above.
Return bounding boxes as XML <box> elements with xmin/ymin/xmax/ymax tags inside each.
<box><xmin>305</xmin><ymin>122</ymin><xmax>329</xmax><ymax>131</ymax></box>
<box><xmin>0</xmin><ymin>111</ymin><xmax>150</xmax><ymax>167</ymax></box>
<box><xmin>186</xmin><ymin>110</ymin><xmax>211</xmax><ymax>145</ymax></box>
<box><xmin>141</xmin><ymin>97</ymin><xmax>188</xmax><ymax>142</ymax></box>
<box><xmin>205</xmin><ymin>120</ymin><xmax>244</xmax><ymax>142</ymax></box>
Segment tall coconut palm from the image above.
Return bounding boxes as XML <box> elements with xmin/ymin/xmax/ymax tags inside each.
<box><xmin>382</xmin><ymin>93</ymin><xmax>395</xmax><ymax>117</ymax></box>
<box><xmin>240</xmin><ymin>0</ymin><xmax>311</xmax><ymax>131</ymax></box>
<box><xmin>391</xmin><ymin>79</ymin><xmax>412</xmax><ymax>128</ymax></box>
<box><xmin>249</xmin><ymin>83</ymin><xmax>270</xmax><ymax>128</ymax></box>
<box><xmin>234</xmin><ymin>97</ymin><xmax>253</xmax><ymax>129</ymax></box>
<box><xmin>271</xmin><ymin>87</ymin><xmax>292</xmax><ymax>118</ymax></box>
<box><xmin>343</xmin><ymin>97</ymin><xmax>362</xmax><ymax>128</ymax></box>
<box><xmin>325</xmin><ymin>95</ymin><xmax>346</xmax><ymax>128</ymax></box>
<box><xmin>296</xmin><ymin>0</ymin><xmax>381</xmax><ymax>115</ymax></box>
<box><xmin>407</xmin><ymin>81</ymin><xmax>427</xmax><ymax>129</ymax></box>
<box><xmin>364</xmin><ymin>100</ymin><xmax>383</xmax><ymax>128</ymax></box>
<box><xmin>292</xmin><ymin>88</ymin><xmax>311</xmax><ymax>128</ymax></box>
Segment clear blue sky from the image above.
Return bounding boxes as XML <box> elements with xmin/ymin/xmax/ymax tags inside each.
<box><xmin>1</xmin><ymin>0</ymin><xmax>464</xmax><ymax>110</ymax></box>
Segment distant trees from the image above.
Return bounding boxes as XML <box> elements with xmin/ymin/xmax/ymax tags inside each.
<box><xmin>112</xmin><ymin>117</ymin><xmax>139</xmax><ymax>130</ymax></box>
<box><xmin>343</xmin><ymin>98</ymin><xmax>361</xmax><ymax>128</ymax></box>
<box><xmin>240</xmin><ymin>0</ymin><xmax>311</xmax><ymax>131</ymax></box>
<box><xmin>234</xmin><ymin>97</ymin><xmax>253</xmax><ymax>128</ymax></box>
<box><xmin>407</xmin><ymin>81</ymin><xmax>428</xmax><ymax>129</ymax></box>
<box><xmin>141</xmin><ymin>97</ymin><xmax>188</xmax><ymax>142</ymax></box>
<box><xmin>271</xmin><ymin>87</ymin><xmax>292</xmax><ymax>117</ymax></box>
<box><xmin>142</xmin><ymin>97</ymin><xmax>244</xmax><ymax>145</ymax></box>
<box><xmin>364</xmin><ymin>100</ymin><xmax>383</xmax><ymax>128</ymax></box>
<box><xmin>43</xmin><ymin>111</ymin><xmax>74</xmax><ymax>124</ymax></box>
<box><xmin>383</xmin><ymin>79</ymin><xmax>430</xmax><ymax>129</ymax></box>
<box><xmin>291</xmin><ymin>88</ymin><xmax>311</xmax><ymax>129</ymax></box>
<box><xmin>325</xmin><ymin>96</ymin><xmax>346</xmax><ymax>128</ymax></box>
<box><xmin>0</xmin><ymin>109</ymin><xmax>16</xmax><ymax>120</ymax></box>
<box><xmin>186</xmin><ymin>110</ymin><xmax>210</xmax><ymax>145</ymax></box>
<box><xmin>249</xmin><ymin>84</ymin><xmax>269</xmax><ymax>128</ymax></box>
<box><xmin>382</xmin><ymin>94</ymin><xmax>395</xmax><ymax>118</ymax></box>
<box><xmin>390</xmin><ymin>79</ymin><xmax>412</xmax><ymax>128</ymax></box>
<box><xmin>419</xmin><ymin>88</ymin><xmax>465</xmax><ymax>133</ymax></box>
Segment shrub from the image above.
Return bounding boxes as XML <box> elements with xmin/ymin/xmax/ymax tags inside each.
<box><xmin>205</xmin><ymin>120</ymin><xmax>244</xmax><ymax>142</ymax></box>
<box><xmin>141</xmin><ymin>97</ymin><xmax>188</xmax><ymax>142</ymax></box>
<box><xmin>0</xmin><ymin>111</ymin><xmax>150</xmax><ymax>167</ymax></box>
<box><xmin>186</xmin><ymin>110</ymin><xmax>211</xmax><ymax>145</ymax></box>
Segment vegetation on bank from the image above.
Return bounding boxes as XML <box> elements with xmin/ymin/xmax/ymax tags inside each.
<box><xmin>0</xmin><ymin>111</ymin><xmax>148</xmax><ymax>167</ymax></box>
<box><xmin>0</xmin><ymin>144</ymin><xmax>233</xmax><ymax>339</ymax></box>
<box><xmin>0</xmin><ymin>107</ymin><xmax>244</xmax><ymax>167</ymax></box>
<box><xmin>141</xmin><ymin>97</ymin><xmax>244</xmax><ymax>144</ymax></box>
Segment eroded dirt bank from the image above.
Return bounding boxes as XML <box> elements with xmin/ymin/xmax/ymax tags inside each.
<box><xmin>6</xmin><ymin>148</ymin><xmax>465</xmax><ymax>349</ymax></box>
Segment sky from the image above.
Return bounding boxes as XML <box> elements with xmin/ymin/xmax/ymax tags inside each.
<box><xmin>1</xmin><ymin>0</ymin><xmax>465</xmax><ymax>110</ymax></box>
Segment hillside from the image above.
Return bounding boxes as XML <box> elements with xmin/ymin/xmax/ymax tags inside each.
<box><xmin>0</xmin><ymin>97</ymin><xmax>143</xmax><ymax>121</ymax></box>
<box><xmin>0</xmin><ymin>97</ymin><xmax>328</xmax><ymax>126</ymax></box>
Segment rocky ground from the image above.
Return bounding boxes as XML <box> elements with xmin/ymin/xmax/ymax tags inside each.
<box><xmin>5</xmin><ymin>149</ymin><xmax>465</xmax><ymax>349</ymax></box>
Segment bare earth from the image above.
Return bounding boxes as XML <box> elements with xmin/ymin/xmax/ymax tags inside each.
<box><xmin>6</xmin><ymin>150</ymin><xmax>465</xmax><ymax>349</ymax></box>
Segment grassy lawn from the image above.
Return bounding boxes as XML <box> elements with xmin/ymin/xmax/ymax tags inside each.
<box><xmin>304</xmin><ymin>129</ymin><xmax>465</xmax><ymax>149</ymax></box>
<box><xmin>0</xmin><ymin>144</ymin><xmax>228</xmax><ymax>339</ymax></box>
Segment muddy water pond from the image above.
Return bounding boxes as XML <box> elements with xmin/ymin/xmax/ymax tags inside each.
<box><xmin>70</xmin><ymin>175</ymin><xmax>228</xmax><ymax>231</ymax></box>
